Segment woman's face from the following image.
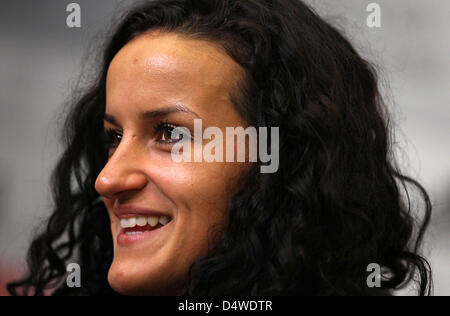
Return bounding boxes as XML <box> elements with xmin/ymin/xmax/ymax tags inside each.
<box><xmin>94</xmin><ymin>31</ymin><xmax>249</xmax><ymax>295</ymax></box>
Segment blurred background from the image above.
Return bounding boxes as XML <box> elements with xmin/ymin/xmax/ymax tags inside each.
<box><xmin>0</xmin><ymin>0</ymin><xmax>449</xmax><ymax>295</ymax></box>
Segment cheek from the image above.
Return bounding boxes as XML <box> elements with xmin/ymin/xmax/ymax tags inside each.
<box><xmin>163</xmin><ymin>159</ymin><xmax>242</xmax><ymax>205</ymax></box>
<box><xmin>154</xmin><ymin>159</ymin><xmax>245</xmax><ymax>242</ymax></box>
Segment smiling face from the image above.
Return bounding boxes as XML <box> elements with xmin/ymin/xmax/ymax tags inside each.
<box><xmin>94</xmin><ymin>31</ymin><xmax>250</xmax><ymax>295</ymax></box>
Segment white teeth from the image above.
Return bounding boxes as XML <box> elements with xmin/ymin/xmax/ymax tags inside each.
<box><xmin>125</xmin><ymin>231</ymin><xmax>144</xmax><ymax>236</ymax></box>
<box><xmin>148</xmin><ymin>216</ymin><xmax>159</xmax><ymax>227</ymax></box>
<box><xmin>120</xmin><ymin>215</ymin><xmax>172</xmax><ymax>228</ymax></box>
<box><xmin>159</xmin><ymin>216</ymin><xmax>170</xmax><ymax>226</ymax></box>
<box><xmin>136</xmin><ymin>216</ymin><xmax>148</xmax><ymax>227</ymax></box>
<box><xmin>120</xmin><ymin>218</ymin><xmax>135</xmax><ymax>228</ymax></box>
<box><xmin>128</xmin><ymin>217</ymin><xmax>136</xmax><ymax>228</ymax></box>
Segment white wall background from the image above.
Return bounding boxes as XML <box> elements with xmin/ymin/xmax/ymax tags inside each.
<box><xmin>0</xmin><ymin>0</ymin><xmax>449</xmax><ymax>295</ymax></box>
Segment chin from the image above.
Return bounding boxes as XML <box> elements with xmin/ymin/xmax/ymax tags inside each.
<box><xmin>107</xmin><ymin>260</ymin><xmax>184</xmax><ymax>296</ymax></box>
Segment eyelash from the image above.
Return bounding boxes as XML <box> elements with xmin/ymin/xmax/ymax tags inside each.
<box><xmin>154</xmin><ymin>121</ymin><xmax>182</xmax><ymax>144</ymax></box>
<box><xmin>102</xmin><ymin>121</ymin><xmax>184</xmax><ymax>152</ymax></box>
<box><xmin>102</xmin><ymin>129</ymin><xmax>122</xmax><ymax>152</ymax></box>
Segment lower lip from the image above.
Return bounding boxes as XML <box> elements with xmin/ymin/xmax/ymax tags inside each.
<box><xmin>117</xmin><ymin>224</ymin><xmax>169</xmax><ymax>246</ymax></box>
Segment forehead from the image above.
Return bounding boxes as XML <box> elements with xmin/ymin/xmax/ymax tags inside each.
<box><xmin>106</xmin><ymin>31</ymin><xmax>243</xmax><ymax>112</ymax></box>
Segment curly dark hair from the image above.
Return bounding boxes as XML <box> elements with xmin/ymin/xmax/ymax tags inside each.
<box><xmin>8</xmin><ymin>0</ymin><xmax>432</xmax><ymax>296</ymax></box>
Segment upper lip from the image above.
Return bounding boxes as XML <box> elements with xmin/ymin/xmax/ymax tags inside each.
<box><xmin>113</xmin><ymin>204</ymin><xmax>171</xmax><ymax>219</ymax></box>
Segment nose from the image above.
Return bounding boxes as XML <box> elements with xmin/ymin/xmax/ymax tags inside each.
<box><xmin>95</xmin><ymin>142</ymin><xmax>148</xmax><ymax>200</ymax></box>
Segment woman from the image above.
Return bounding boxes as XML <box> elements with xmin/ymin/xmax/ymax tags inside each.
<box><xmin>8</xmin><ymin>0</ymin><xmax>432</xmax><ymax>296</ymax></box>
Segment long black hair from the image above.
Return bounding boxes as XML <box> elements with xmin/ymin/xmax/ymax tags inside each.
<box><xmin>8</xmin><ymin>0</ymin><xmax>432</xmax><ymax>296</ymax></box>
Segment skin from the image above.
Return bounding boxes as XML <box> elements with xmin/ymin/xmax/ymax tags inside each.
<box><xmin>94</xmin><ymin>31</ymin><xmax>250</xmax><ymax>295</ymax></box>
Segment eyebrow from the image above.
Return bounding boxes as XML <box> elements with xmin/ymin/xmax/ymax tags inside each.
<box><xmin>104</xmin><ymin>103</ymin><xmax>200</xmax><ymax>125</ymax></box>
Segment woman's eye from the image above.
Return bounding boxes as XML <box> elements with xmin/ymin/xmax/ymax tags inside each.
<box><xmin>103</xmin><ymin>130</ymin><xmax>123</xmax><ymax>151</ymax></box>
<box><xmin>155</xmin><ymin>123</ymin><xmax>187</xmax><ymax>144</ymax></box>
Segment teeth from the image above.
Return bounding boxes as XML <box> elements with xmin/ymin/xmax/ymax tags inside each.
<box><xmin>136</xmin><ymin>216</ymin><xmax>148</xmax><ymax>227</ymax></box>
<box><xmin>128</xmin><ymin>217</ymin><xmax>136</xmax><ymax>228</ymax></box>
<box><xmin>159</xmin><ymin>216</ymin><xmax>170</xmax><ymax>226</ymax></box>
<box><xmin>125</xmin><ymin>231</ymin><xmax>144</xmax><ymax>236</ymax></box>
<box><xmin>120</xmin><ymin>215</ymin><xmax>171</xmax><ymax>228</ymax></box>
<box><xmin>120</xmin><ymin>218</ymin><xmax>135</xmax><ymax>228</ymax></box>
<box><xmin>148</xmin><ymin>216</ymin><xmax>159</xmax><ymax>227</ymax></box>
